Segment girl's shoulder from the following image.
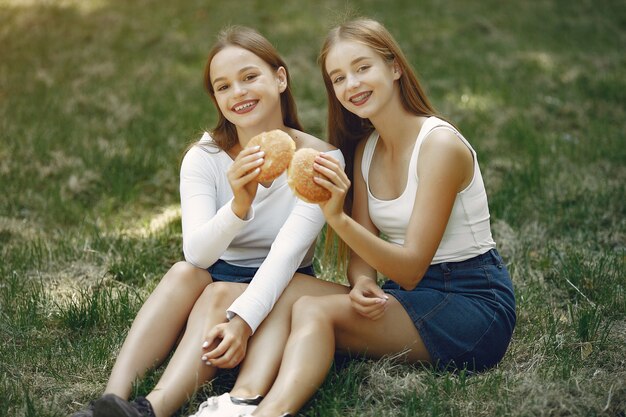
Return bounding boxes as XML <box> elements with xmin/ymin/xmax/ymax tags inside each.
<box><xmin>181</xmin><ymin>132</ymin><xmax>228</xmax><ymax>171</ymax></box>
<box><xmin>288</xmin><ymin>129</ymin><xmax>336</xmax><ymax>152</ymax></box>
<box><xmin>185</xmin><ymin>132</ymin><xmax>224</xmax><ymax>156</ymax></box>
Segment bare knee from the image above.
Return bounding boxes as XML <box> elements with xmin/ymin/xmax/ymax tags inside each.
<box><xmin>291</xmin><ymin>296</ymin><xmax>333</xmax><ymax>329</ymax></box>
<box><xmin>185</xmin><ymin>283</ymin><xmax>232</xmax><ymax>329</ymax></box>
<box><xmin>158</xmin><ymin>261</ymin><xmax>211</xmax><ymax>294</ymax></box>
<box><xmin>198</xmin><ymin>281</ymin><xmax>242</xmax><ymax>312</ymax></box>
<box><xmin>167</xmin><ymin>261</ymin><xmax>209</xmax><ymax>281</ymax></box>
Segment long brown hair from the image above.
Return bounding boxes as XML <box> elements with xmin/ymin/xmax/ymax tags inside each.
<box><xmin>319</xmin><ymin>18</ymin><xmax>440</xmax><ymax>270</ymax></box>
<box><xmin>203</xmin><ymin>26</ymin><xmax>303</xmax><ymax>151</ymax></box>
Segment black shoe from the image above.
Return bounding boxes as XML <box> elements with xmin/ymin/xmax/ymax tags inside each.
<box><xmin>70</xmin><ymin>400</ymin><xmax>96</xmax><ymax>417</ymax></box>
<box><xmin>131</xmin><ymin>397</ymin><xmax>156</xmax><ymax>417</ymax></box>
<box><xmin>93</xmin><ymin>394</ymin><xmax>156</xmax><ymax>417</ymax></box>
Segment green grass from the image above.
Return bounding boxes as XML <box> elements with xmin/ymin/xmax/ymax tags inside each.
<box><xmin>1</xmin><ymin>0</ymin><xmax>625</xmax><ymax>416</ymax></box>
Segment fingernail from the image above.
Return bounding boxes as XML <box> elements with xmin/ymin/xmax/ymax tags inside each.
<box><xmin>206</xmin><ymin>361</ymin><xmax>212</xmax><ymax>366</ymax></box>
<box><xmin>253</xmin><ymin>145</ymin><xmax>260</xmax><ymax>150</ymax></box>
<box><xmin>201</xmin><ymin>355</ymin><xmax>207</xmax><ymax>361</ymax></box>
<box><xmin>202</xmin><ymin>341</ymin><xmax>209</xmax><ymax>348</ymax></box>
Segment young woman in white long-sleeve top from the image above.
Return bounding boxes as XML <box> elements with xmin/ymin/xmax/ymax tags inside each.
<box><xmin>70</xmin><ymin>26</ymin><xmax>349</xmax><ymax>417</ymax></box>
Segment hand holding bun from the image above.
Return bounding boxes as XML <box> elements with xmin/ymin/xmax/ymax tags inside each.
<box><xmin>287</xmin><ymin>148</ymin><xmax>332</xmax><ymax>203</ymax></box>
<box><xmin>245</xmin><ymin>130</ymin><xmax>296</xmax><ymax>182</ymax></box>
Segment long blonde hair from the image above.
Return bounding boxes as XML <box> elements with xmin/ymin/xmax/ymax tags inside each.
<box><xmin>203</xmin><ymin>26</ymin><xmax>303</xmax><ymax>151</ymax></box>
<box><xmin>319</xmin><ymin>18</ymin><xmax>438</xmax><ymax>191</ymax></box>
<box><xmin>319</xmin><ymin>18</ymin><xmax>440</xmax><ymax>270</ymax></box>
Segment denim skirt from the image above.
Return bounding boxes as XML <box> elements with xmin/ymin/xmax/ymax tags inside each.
<box><xmin>382</xmin><ymin>249</ymin><xmax>516</xmax><ymax>372</ymax></box>
<box><xmin>207</xmin><ymin>259</ymin><xmax>316</xmax><ymax>283</ymax></box>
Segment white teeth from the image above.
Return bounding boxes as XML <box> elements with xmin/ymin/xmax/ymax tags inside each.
<box><xmin>234</xmin><ymin>101</ymin><xmax>256</xmax><ymax>112</ymax></box>
<box><xmin>350</xmin><ymin>92</ymin><xmax>371</xmax><ymax>103</ymax></box>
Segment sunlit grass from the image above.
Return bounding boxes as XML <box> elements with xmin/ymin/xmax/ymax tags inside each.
<box><xmin>0</xmin><ymin>0</ymin><xmax>108</xmax><ymax>12</ymax></box>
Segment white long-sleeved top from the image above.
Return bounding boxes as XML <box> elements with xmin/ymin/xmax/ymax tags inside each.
<box><xmin>180</xmin><ymin>132</ymin><xmax>344</xmax><ymax>332</ymax></box>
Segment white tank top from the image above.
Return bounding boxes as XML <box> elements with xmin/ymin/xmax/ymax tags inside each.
<box><xmin>361</xmin><ymin>116</ymin><xmax>496</xmax><ymax>264</ymax></box>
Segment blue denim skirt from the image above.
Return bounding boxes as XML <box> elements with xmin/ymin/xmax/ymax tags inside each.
<box><xmin>382</xmin><ymin>249</ymin><xmax>516</xmax><ymax>372</ymax></box>
<box><xmin>207</xmin><ymin>259</ymin><xmax>316</xmax><ymax>283</ymax></box>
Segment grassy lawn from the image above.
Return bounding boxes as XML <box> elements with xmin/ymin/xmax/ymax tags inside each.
<box><xmin>1</xmin><ymin>0</ymin><xmax>624</xmax><ymax>416</ymax></box>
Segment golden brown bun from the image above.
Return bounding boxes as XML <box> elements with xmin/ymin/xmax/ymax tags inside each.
<box><xmin>287</xmin><ymin>148</ymin><xmax>331</xmax><ymax>203</ymax></box>
<box><xmin>246</xmin><ymin>130</ymin><xmax>296</xmax><ymax>182</ymax></box>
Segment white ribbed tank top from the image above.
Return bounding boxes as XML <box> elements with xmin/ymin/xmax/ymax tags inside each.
<box><xmin>361</xmin><ymin>116</ymin><xmax>496</xmax><ymax>264</ymax></box>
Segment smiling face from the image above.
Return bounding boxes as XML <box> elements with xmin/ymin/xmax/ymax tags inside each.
<box><xmin>325</xmin><ymin>40</ymin><xmax>401</xmax><ymax>120</ymax></box>
<box><xmin>209</xmin><ymin>46</ymin><xmax>286</xmax><ymax>133</ymax></box>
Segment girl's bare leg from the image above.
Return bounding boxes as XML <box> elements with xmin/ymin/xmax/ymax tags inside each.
<box><xmin>230</xmin><ymin>275</ymin><xmax>349</xmax><ymax>399</ymax></box>
<box><xmin>253</xmin><ymin>294</ymin><xmax>431</xmax><ymax>417</ymax></box>
<box><xmin>105</xmin><ymin>262</ymin><xmax>213</xmax><ymax>399</ymax></box>
<box><xmin>145</xmin><ymin>282</ymin><xmax>247</xmax><ymax>417</ymax></box>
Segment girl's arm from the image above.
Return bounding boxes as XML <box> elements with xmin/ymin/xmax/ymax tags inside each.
<box><xmin>315</xmin><ymin>128</ymin><xmax>472</xmax><ymax>290</ymax></box>
<box><xmin>346</xmin><ymin>139</ymin><xmax>379</xmax><ymax>287</ymax></box>
<box><xmin>226</xmin><ymin>149</ymin><xmax>346</xmax><ymax>333</ymax></box>
<box><xmin>201</xmin><ymin>197</ymin><xmax>328</xmax><ymax>368</ymax></box>
<box><xmin>344</xmin><ymin>140</ymin><xmax>390</xmax><ymax>320</ymax></box>
<box><xmin>180</xmin><ymin>143</ymin><xmax>262</xmax><ymax>268</ymax></box>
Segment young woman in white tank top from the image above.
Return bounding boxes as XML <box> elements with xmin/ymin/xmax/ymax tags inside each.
<box><xmin>242</xmin><ymin>18</ymin><xmax>516</xmax><ymax>417</ymax></box>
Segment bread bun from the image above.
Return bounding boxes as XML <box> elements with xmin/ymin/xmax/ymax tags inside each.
<box><xmin>287</xmin><ymin>148</ymin><xmax>331</xmax><ymax>203</ymax></box>
<box><xmin>246</xmin><ymin>130</ymin><xmax>296</xmax><ymax>182</ymax></box>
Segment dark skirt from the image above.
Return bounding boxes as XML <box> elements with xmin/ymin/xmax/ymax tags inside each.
<box><xmin>207</xmin><ymin>259</ymin><xmax>315</xmax><ymax>283</ymax></box>
<box><xmin>382</xmin><ymin>249</ymin><xmax>516</xmax><ymax>372</ymax></box>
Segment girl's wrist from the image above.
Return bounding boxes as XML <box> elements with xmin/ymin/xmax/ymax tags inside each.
<box><xmin>326</xmin><ymin>211</ymin><xmax>349</xmax><ymax>230</ymax></box>
<box><xmin>231</xmin><ymin>200</ymin><xmax>250</xmax><ymax>220</ymax></box>
<box><xmin>229</xmin><ymin>314</ymin><xmax>253</xmax><ymax>337</ymax></box>
<box><xmin>349</xmin><ymin>274</ymin><xmax>375</xmax><ymax>288</ymax></box>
